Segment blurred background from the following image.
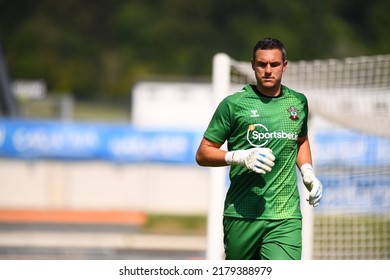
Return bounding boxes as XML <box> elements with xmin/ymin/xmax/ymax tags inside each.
<box><xmin>0</xmin><ymin>0</ymin><xmax>389</xmax><ymax>259</ymax></box>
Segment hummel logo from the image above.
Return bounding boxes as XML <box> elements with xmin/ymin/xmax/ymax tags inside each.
<box><xmin>250</xmin><ymin>110</ymin><xmax>260</xmax><ymax>117</ymax></box>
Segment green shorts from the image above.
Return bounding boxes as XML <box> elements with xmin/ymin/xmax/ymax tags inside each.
<box><xmin>223</xmin><ymin>216</ymin><xmax>302</xmax><ymax>260</ymax></box>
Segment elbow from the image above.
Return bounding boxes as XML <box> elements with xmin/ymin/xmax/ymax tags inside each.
<box><xmin>195</xmin><ymin>148</ymin><xmax>211</xmax><ymax>166</ymax></box>
<box><xmin>195</xmin><ymin>152</ymin><xmax>206</xmax><ymax>166</ymax></box>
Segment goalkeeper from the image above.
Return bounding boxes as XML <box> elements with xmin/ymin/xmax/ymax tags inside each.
<box><xmin>195</xmin><ymin>38</ymin><xmax>322</xmax><ymax>260</ymax></box>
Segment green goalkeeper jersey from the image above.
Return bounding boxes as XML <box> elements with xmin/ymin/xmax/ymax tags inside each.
<box><xmin>204</xmin><ymin>84</ymin><xmax>308</xmax><ymax>220</ymax></box>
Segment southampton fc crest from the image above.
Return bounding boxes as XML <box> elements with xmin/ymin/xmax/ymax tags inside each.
<box><xmin>288</xmin><ymin>106</ymin><xmax>299</xmax><ymax>120</ymax></box>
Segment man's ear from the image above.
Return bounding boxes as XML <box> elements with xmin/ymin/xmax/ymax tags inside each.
<box><xmin>283</xmin><ymin>60</ymin><xmax>288</xmax><ymax>72</ymax></box>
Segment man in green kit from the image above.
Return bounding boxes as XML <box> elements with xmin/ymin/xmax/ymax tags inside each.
<box><xmin>196</xmin><ymin>38</ymin><xmax>322</xmax><ymax>260</ymax></box>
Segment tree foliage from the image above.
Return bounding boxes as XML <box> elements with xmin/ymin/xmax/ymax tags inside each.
<box><xmin>1</xmin><ymin>0</ymin><xmax>389</xmax><ymax>100</ymax></box>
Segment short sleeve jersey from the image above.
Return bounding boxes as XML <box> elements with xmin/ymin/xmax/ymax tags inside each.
<box><xmin>204</xmin><ymin>84</ymin><xmax>308</xmax><ymax>220</ymax></box>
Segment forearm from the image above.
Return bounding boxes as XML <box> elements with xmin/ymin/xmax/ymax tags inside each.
<box><xmin>296</xmin><ymin>135</ymin><xmax>312</xmax><ymax>169</ymax></box>
<box><xmin>195</xmin><ymin>138</ymin><xmax>228</xmax><ymax>167</ymax></box>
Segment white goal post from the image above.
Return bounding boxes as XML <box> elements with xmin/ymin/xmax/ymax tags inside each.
<box><xmin>207</xmin><ymin>52</ymin><xmax>390</xmax><ymax>260</ymax></box>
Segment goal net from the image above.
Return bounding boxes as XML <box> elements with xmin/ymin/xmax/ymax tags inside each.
<box><xmin>208</xmin><ymin>53</ymin><xmax>390</xmax><ymax>259</ymax></box>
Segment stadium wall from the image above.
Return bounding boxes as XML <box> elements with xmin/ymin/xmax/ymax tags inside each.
<box><xmin>0</xmin><ymin>159</ymin><xmax>210</xmax><ymax>215</ymax></box>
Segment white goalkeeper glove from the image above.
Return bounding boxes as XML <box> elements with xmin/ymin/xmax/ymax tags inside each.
<box><xmin>300</xmin><ymin>163</ymin><xmax>322</xmax><ymax>207</ymax></box>
<box><xmin>225</xmin><ymin>148</ymin><xmax>275</xmax><ymax>174</ymax></box>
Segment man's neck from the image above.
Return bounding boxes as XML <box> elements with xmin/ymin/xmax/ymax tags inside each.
<box><xmin>256</xmin><ymin>84</ymin><xmax>282</xmax><ymax>97</ymax></box>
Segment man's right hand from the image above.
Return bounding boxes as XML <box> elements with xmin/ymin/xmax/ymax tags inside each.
<box><xmin>225</xmin><ymin>148</ymin><xmax>275</xmax><ymax>174</ymax></box>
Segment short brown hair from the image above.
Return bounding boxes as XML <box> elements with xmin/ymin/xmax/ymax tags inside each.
<box><xmin>253</xmin><ymin>38</ymin><xmax>287</xmax><ymax>61</ymax></box>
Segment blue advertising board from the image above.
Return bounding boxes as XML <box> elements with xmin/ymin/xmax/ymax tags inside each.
<box><xmin>0</xmin><ymin>118</ymin><xmax>202</xmax><ymax>164</ymax></box>
<box><xmin>314</xmin><ymin>128</ymin><xmax>390</xmax><ymax>213</ymax></box>
<box><xmin>314</xmin><ymin>128</ymin><xmax>390</xmax><ymax>167</ymax></box>
<box><xmin>316</xmin><ymin>173</ymin><xmax>390</xmax><ymax>213</ymax></box>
